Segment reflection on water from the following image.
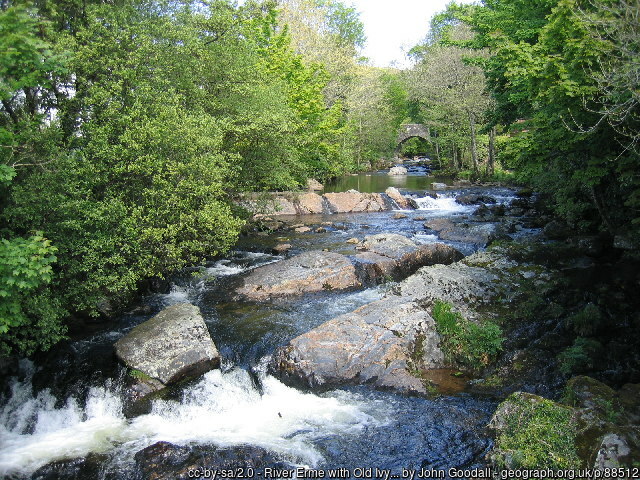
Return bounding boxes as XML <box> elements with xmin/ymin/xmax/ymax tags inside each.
<box><xmin>323</xmin><ymin>172</ymin><xmax>453</xmax><ymax>193</ymax></box>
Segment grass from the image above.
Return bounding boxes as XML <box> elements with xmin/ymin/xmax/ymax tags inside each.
<box><xmin>431</xmin><ymin>300</ymin><xmax>504</xmax><ymax>372</ymax></box>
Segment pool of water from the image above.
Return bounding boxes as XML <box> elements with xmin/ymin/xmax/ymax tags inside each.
<box><xmin>323</xmin><ymin>169</ymin><xmax>452</xmax><ymax>194</ymax></box>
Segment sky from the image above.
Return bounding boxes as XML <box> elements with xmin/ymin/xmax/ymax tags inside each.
<box><xmin>348</xmin><ymin>0</ymin><xmax>477</xmax><ymax>69</ymax></box>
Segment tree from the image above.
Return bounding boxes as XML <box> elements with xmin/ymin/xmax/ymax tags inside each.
<box><xmin>459</xmin><ymin>0</ymin><xmax>640</xmax><ymax>234</ymax></box>
<box><xmin>407</xmin><ymin>23</ymin><xmax>491</xmax><ymax>174</ymax></box>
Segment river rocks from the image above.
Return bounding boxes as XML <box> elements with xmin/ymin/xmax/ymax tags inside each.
<box><xmin>424</xmin><ymin>218</ymin><xmax>498</xmax><ymax>246</ymax></box>
<box><xmin>240</xmin><ymin>190</ymin><xmax>394</xmax><ymax>216</ymax></box>
<box><xmin>296</xmin><ymin>192</ymin><xmax>325</xmax><ymax>214</ymax></box>
<box><xmin>543</xmin><ymin>220</ymin><xmax>571</xmax><ymax>240</ymax></box>
<box><xmin>323</xmin><ymin>191</ymin><xmax>387</xmax><ymax>213</ymax></box>
<box><xmin>353</xmin><ymin>234</ymin><xmax>463</xmax><ymax>282</ymax></box>
<box><xmin>306</xmin><ymin>178</ymin><xmax>324</xmax><ymax>191</ymax></box>
<box><xmin>134</xmin><ymin>442</ymin><xmax>279</xmax><ymax>480</ymax></box>
<box><xmin>488</xmin><ymin>379</ymin><xmax>640</xmax><ymax>470</ymax></box>
<box><xmin>31</xmin><ymin>454</ymin><xmax>109</xmax><ymax>480</ymax></box>
<box><xmin>431</xmin><ymin>182</ymin><xmax>447</xmax><ymax>190</ymax></box>
<box><xmin>270</xmin><ymin>296</ymin><xmax>445</xmax><ymax>394</ymax></box>
<box><xmin>388</xmin><ymin>166</ymin><xmax>408</xmax><ymax>175</ymax></box>
<box><xmin>114</xmin><ymin>304</ymin><xmax>220</xmax><ymax>386</ymax></box>
<box><xmin>455</xmin><ymin>193</ymin><xmax>497</xmax><ymax>205</ymax></box>
<box><xmin>385</xmin><ymin>186</ymin><xmax>411</xmax><ymax>209</ymax></box>
<box><xmin>268</xmin><ymin>197</ymin><xmax>298</xmax><ymax>215</ymax></box>
<box><xmin>392</xmin><ymin>213</ymin><xmax>408</xmax><ymax>219</ymax></box>
<box><xmin>397</xmin><ymin>251</ymin><xmax>506</xmax><ymax>318</ymax></box>
<box><xmin>235</xmin><ymin>251</ymin><xmax>360</xmax><ymax>301</ymax></box>
<box><xmin>294</xmin><ymin>226</ymin><xmax>311</xmax><ymax>233</ymax></box>
<box><xmin>272</xmin><ymin>243</ymin><xmax>292</xmax><ymax>255</ymax></box>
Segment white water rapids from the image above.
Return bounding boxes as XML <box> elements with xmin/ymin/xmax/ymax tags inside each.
<box><xmin>0</xmin><ymin>361</ymin><xmax>389</xmax><ymax>477</ymax></box>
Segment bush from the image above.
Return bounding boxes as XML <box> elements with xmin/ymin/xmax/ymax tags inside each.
<box><xmin>565</xmin><ymin>303</ymin><xmax>602</xmax><ymax>336</ymax></box>
<box><xmin>431</xmin><ymin>300</ymin><xmax>504</xmax><ymax>371</ymax></box>
<box><xmin>558</xmin><ymin>337</ymin><xmax>602</xmax><ymax>376</ymax></box>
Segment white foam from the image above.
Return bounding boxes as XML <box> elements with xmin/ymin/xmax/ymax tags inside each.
<box><xmin>413</xmin><ymin>195</ymin><xmax>473</xmax><ymax>214</ymax></box>
<box><xmin>0</xmin><ymin>365</ymin><xmax>388</xmax><ymax>477</ymax></box>
<box><xmin>413</xmin><ymin>233</ymin><xmax>439</xmax><ymax>244</ymax></box>
<box><xmin>205</xmin><ymin>260</ymin><xmax>246</xmax><ymax>277</ymax></box>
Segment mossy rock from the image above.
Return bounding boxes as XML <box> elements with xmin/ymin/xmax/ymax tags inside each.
<box><xmin>564</xmin><ymin>376</ymin><xmax>617</xmax><ymax>408</ymax></box>
<box><xmin>488</xmin><ymin>392</ymin><xmax>582</xmax><ymax>469</ymax></box>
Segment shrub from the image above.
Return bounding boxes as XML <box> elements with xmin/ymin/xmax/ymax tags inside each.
<box><xmin>558</xmin><ymin>337</ymin><xmax>602</xmax><ymax>376</ymax></box>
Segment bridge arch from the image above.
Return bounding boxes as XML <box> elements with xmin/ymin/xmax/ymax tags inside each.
<box><xmin>396</xmin><ymin>124</ymin><xmax>430</xmax><ymax>153</ymax></box>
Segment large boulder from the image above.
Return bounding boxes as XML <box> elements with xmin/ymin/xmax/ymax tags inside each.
<box><xmin>306</xmin><ymin>178</ymin><xmax>324</xmax><ymax>191</ymax></box>
<box><xmin>353</xmin><ymin>233</ymin><xmax>463</xmax><ymax>282</ymax></box>
<box><xmin>114</xmin><ymin>304</ymin><xmax>220</xmax><ymax>386</ymax></box>
<box><xmin>397</xmin><ymin>251</ymin><xmax>508</xmax><ymax>319</ymax></box>
<box><xmin>455</xmin><ymin>193</ymin><xmax>497</xmax><ymax>205</ymax></box>
<box><xmin>134</xmin><ymin>442</ymin><xmax>279</xmax><ymax>480</ymax></box>
<box><xmin>235</xmin><ymin>251</ymin><xmax>360</xmax><ymax>301</ymax></box>
<box><xmin>270</xmin><ymin>296</ymin><xmax>445</xmax><ymax>394</ymax></box>
<box><xmin>388</xmin><ymin>166</ymin><xmax>408</xmax><ymax>176</ymax></box>
<box><xmin>323</xmin><ymin>191</ymin><xmax>387</xmax><ymax>213</ymax></box>
<box><xmin>424</xmin><ymin>218</ymin><xmax>498</xmax><ymax>246</ymax></box>
<box><xmin>296</xmin><ymin>192</ymin><xmax>325</xmax><ymax>214</ymax></box>
<box><xmin>385</xmin><ymin>186</ymin><xmax>411</xmax><ymax>209</ymax></box>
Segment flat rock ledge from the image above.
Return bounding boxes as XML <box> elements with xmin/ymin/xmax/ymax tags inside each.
<box><xmin>238</xmin><ymin>190</ymin><xmax>407</xmax><ymax>216</ymax></box>
<box><xmin>234</xmin><ymin>251</ymin><xmax>361</xmax><ymax>301</ymax></box>
<box><xmin>114</xmin><ymin>304</ymin><xmax>220</xmax><ymax>408</ymax></box>
<box><xmin>354</xmin><ymin>233</ymin><xmax>463</xmax><ymax>282</ymax></box>
<box><xmin>234</xmin><ymin>236</ymin><xmax>463</xmax><ymax>301</ymax></box>
<box><xmin>270</xmin><ymin>296</ymin><xmax>445</xmax><ymax>395</ymax></box>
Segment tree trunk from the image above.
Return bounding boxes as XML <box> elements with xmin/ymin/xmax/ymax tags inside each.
<box><xmin>487</xmin><ymin>125</ymin><xmax>496</xmax><ymax>176</ymax></box>
<box><xmin>450</xmin><ymin>143</ymin><xmax>457</xmax><ymax>170</ymax></box>
<box><xmin>435</xmin><ymin>137</ymin><xmax>441</xmax><ymax>169</ymax></box>
<box><xmin>468</xmin><ymin>111</ymin><xmax>479</xmax><ymax>174</ymax></box>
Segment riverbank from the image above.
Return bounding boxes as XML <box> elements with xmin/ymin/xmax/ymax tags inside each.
<box><xmin>1</xmin><ymin>180</ymin><xmax>638</xmax><ymax>478</ymax></box>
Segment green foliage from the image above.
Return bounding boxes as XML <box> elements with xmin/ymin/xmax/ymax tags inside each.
<box><xmin>0</xmin><ymin>233</ymin><xmax>66</xmax><ymax>356</ymax></box>
<box><xmin>399</xmin><ymin>137</ymin><xmax>429</xmax><ymax>157</ymax></box>
<box><xmin>565</xmin><ymin>303</ymin><xmax>603</xmax><ymax>336</ymax></box>
<box><xmin>558</xmin><ymin>337</ymin><xmax>603</xmax><ymax>376</ymax></box>
<box><xmin>0</xmin><ymin>0</ymin><xmax>378</xmax><ymax>355</ymax></box>
<box><xmin>493</xmin><ymin>393</ymin><xmax>581</xmax><ymax>469</ymax></box>
<box><xmin>460</xmin><ymin>0</ymin><xmax>640</xmax><ymax>236</ymax></box>
<box><xmin>432</xmin><ymin>300</ymin><xmax>504</xmax><ymax>371</ymax></box>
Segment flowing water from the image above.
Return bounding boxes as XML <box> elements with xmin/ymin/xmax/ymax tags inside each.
<box><xmin>0</xmin><ymin>179</ymin><xmax>519</xmax><ymax>479</ymax></box>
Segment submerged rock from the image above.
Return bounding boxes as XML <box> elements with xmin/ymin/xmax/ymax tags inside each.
<box><xmin>235</xmin><ymin>251</ymin><xmax>360</xmax><ymax>301</ymax></box>
<box><xmin>134</xmin><ymin>442</ymin><xmax>279</xmax><ymax>480</ymax></box>
<box><xmin>271</xmin><ymin>296</ymin><xmax>444</xmax><ymax>394</ymax></box>
<box><xmin>114</xmin><ymin>304</ymin><xmax>220</xmax><ymax>386</ymax></box>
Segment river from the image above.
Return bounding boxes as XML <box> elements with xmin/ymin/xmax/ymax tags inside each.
<box><xmin>0</xmin><ymin>168</ymin><xmax>521</xmax><ymax>479</ymax></box>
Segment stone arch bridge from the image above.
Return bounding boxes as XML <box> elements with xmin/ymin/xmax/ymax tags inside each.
<box><xmin>396</xmin><ymin>124</ymin><xmax>430</xmax><ymax>149</ymax></box>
